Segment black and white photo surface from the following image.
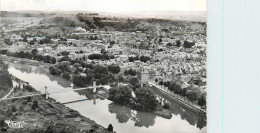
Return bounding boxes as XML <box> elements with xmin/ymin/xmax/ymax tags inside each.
<box><xmin>0</xmin><ymin>0</ymin><xmax>207</xmax><ymax>132</ymax></box>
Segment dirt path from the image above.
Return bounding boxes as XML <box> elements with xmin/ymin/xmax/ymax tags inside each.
<box><xmin>1</xmin><ymin>80</ymin><xmax>18</xmax><ymax>100</ymax></box>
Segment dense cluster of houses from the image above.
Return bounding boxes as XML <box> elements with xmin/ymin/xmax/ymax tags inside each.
<box><xmin>1</xmin><ymin>16</ymin><xmax>207</xmax><ymax>95</ymax></box>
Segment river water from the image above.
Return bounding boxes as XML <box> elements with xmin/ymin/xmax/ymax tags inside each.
<box><xmin>7</xmin><ymin>63</ymin><xmax>206</xmax><ymax>133</ymax></box>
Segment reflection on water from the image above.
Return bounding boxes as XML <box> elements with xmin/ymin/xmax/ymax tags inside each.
<box><xmin>108</xmin><ymin>103</ymin><xmax>156</xmax><ymax>128</ymax></box>
<box><xmin>133</xmin><ymin>111</ymin><xmax>156</xmax><ymax>128</ymax></box>
<box><xmin>7</xmin><ymin>63</ymin><xmax>206</xmax><ymax>133</ymax></box>
<box><xmin>109</xmin><ymin>103</ymin><xmax>132</xmax><ymax>123</ymax></box>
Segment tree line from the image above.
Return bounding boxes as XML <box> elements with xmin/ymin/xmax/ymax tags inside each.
<box><xmin>0</xmin><ymin>49</ymin><xmax>56</xmax><ymax>64</ymax></box>
<box><xmin>156</xmin><ymin>79</ymin><xmax>206</xmax><ymax>108</ymax></box>
<box><xmin>128</xmin><ymin>55</ymin><xmax>151</xmax><ymax>63</ymax></box>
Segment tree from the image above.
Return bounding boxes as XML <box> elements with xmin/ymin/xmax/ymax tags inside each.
<box><xmin>0</xmin><ymin>119</ymin><xmax>7</xmax><ymax>127</ymax></box>
<box><xmin>198</xmin><ymin>95</ymin><xmax>206</xmax><ymax>107</ymax></box>
<box><xmin>108</xmin><ymin>65</ymin><xmax>121</xmax><ymax>74</ymax></box>
<box><xmin>181</xmin><ymin>88</ymin><xmax>188</xmax><ymax>97</ymax></box>
<box><xmin>49</xmin><ymin>67</ymin><xmax>56</xmax><ymax>75</ymax></box>
<box><xmin>108</xmin><ymin>85</ymin><xmax>132</xmax><ymax>105</ymax></box>
<box><xmin>88</xmin><ymin>54</ymin><xmax>102</xmax><ymax>60</ymax></box>
<box><xmin>73</xmin><ymin>75</ymin><xmax>86</xmax><ymax>87</ymax></box>
<box><xmin>44</xmin><ymin>55</ymin><xmax>51</xmax><ymax>63</ymax></box>
<box><xmin>11</xmin><ymin>105</ymin><xmax>17</xmax><ymax>112</ymax></box>
<box><xmin>36</xmin><ymin>54</ymin><xmax>44</xmax><ymax>61</ymax></box>
<box><xmin>134</xmin><ymin>56</ymin><xmax>139</xmax><ymax>60</ymax></box>
<box><xmin>19</xmin><ymin>105</ymin><xmax>24</xmax><ymax>112</ymax></box>
<box><xmin>57</xmin><ymin>61</ymin><xmax>71</xmax><ymax>72</ymax></box>
<box><xmin>124</xmin><ymin>69</ymin><xmax>136</xmax><ymax>76</ymax></box>
<box><xmin>159</xmin><ymin>38</ymin><xmax>163</xmax><ymax>43</ymax></box>
<box><xmin>166</xmin><ymin>43</ymin><xmax>173</xmax><ymax>46</ymax></box>
<box><xmin>168</xmin><ymin>81</ymin><xmax>182</xmax><ymax>94</ymax></box>
<box><xmin>176</xmin><ymin>40</ymin><xmax>181</xmax><ymax>47</ymax></box>
<box><xmin>186</xmin><ymin>91</ymin><xmax>198</xmax><ymax>102</ymax></box>
<box><xmin>85</xmin><ymin>75</ymin><xmax>93</xmax><ymax>85</ymax></box>
<box><xmin>45</xmin><ymin>125</ymin><xmax>55</xmax><ymax>133</ymax></box>
<box><xmin>183</xmin><ymin>40</ymin><xmax>195</xmax><ymax>48</ymax></box>
<box><xmin>73</xmin><ymin>63</ymin><xmax>81</xmax><ymax>69</ymax></box>
<box><xmin>118</xmin><ymin>74</ymin><xmax>125</xmax><ymax>83</ymax></box>
<box><xmin>128</xmin><ymin>57</ymin><xmax>134</xmax><ymax>62</ymax></box>
<box><xmin>99</xmin><ymin>74</ymin><xmax>108</xmax><ymax>85</ymax></box>
<box><xmin>135</xmin><ymin>87</ymin><xmax>157</xmax><ymax>111</ymax></box>
<box><xmin>50</xmin><ymin>57</ymin><xmax>56</xmax><ymax>64</ymax></box>
<box><xmin>4</xmin><ymin>38</ymin><xmax>12</xmax><ymax>45</ymax></box>
<box><xmin>107</xmin><ymin>124</ymin><xmax>113</xmax><ymax>132</ymax></box>
<box><xmin>102</xmin><ymin>54</ymin><xmax>110</xmax><ymax>60</ymax></box>
<box><xmin>32</xmin><ymin>100</ymin><xmax>38</xmax><ymax>110</ymax></box>
<box><xmin>63</xmin><ymin>71</ymin><xmax>71</xmax><ymax>80</ymax></box>
<box><xmin>94</xmin><ymin>65</ymin><xmax>108</xmax><ymax>75</ymax></box>
<box><xmin>101</xmin><ymin>49</ymin><xmax>107</xmax><ymax>54</ymax></box>
<box><xmin>83</xmin><ymin>55</ymin><xmax>86</xmax><ymax>61</ymax></box>
<box><xmin>29</xmin><ymin>40</ymin><xmax>35</xmax><ymax>45</ymax></box>
<box><xmin>23</xmin><ymin>37</ymin><xmax>28</xmax><ymax>42</ymax></box>
<box><xmin>163</xmin><ymin>82</ymin><xmax>169</xmax><ymax>88</ymax></box>
<box><xmin>129</xmin><ymin>77</ymin><xmax>140</xmax><ymax>90</ymax></box>
<box><xmin>27</xmin><ymin>97</ymin><xmax>32</xmax><ymax>103</ymax></box>
<box><xmin>60</xmin><ymin>51</ymin><xmax>70</xmax><ymax>56</ymax></box>
<box><xmin>140</xmin><ymin>56</ymin><xmax>150</xmax><ymax>63</ymax></box>
<box><xmin>159</xmin><ymin>81</ymin><xmax>164</xmax><ymax>86</ymax></box>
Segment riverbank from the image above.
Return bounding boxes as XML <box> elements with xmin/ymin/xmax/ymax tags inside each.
<box><xmin>150</xmin><ymin>84</ymin><xmax>206</xmax><ymax>117</ymax></box>
<box><xmin>0</xmin><ymin>75</ymin><xmax>111</xmax><ymax>133</ymax></box>
<box><xmin>1</xmin><ymin>55</ymin><xmax>54</xmax><ymax>68</ymax></box>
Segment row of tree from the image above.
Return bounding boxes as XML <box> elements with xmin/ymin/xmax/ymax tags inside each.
<box><xmin>0</xmin><ymin>49</ymin><xmax>56</xmax><ymax>64</ymax></box>
<box><xmin>88</xmin><ymin>53</ymin><xmax>115</xmax><ymax>60</ymax></box>
<box><xmin>128</xmin><ymin>55</ymin><xmax>151</xmax><ymax>63</ymax></box>
<box><xmin>156</xmin><ymin>79</ymin><xmax>206</xmax><ymax>107</ymax></box>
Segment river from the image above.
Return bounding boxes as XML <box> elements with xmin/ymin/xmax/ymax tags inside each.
<box><xmin>7</xmin><ymin>63</ymin><xmax>206</xmax><ymax>133</ymax></box>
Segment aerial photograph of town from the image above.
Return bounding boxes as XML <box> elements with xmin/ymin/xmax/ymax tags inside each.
<box><xmin>0</xmin><ymin>0</ymin><xmax>207</xmax><ymax>133</ymax></box>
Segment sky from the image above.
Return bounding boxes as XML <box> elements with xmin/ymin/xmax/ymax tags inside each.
<box><xmin>1</xmin><ymin>0</ymin><xmax>207</xmax><ymax>13</ymax></box>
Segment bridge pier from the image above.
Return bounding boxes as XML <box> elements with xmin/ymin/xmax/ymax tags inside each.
<box><xmin>93</xmin><ymin>81</ymin><xmax>96</xmax><ymax>93</ymax></box>
<box><xmin>45</xmin><ymin>86</ymin><xmax>49</xmax><ymax>100</ymax></box>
